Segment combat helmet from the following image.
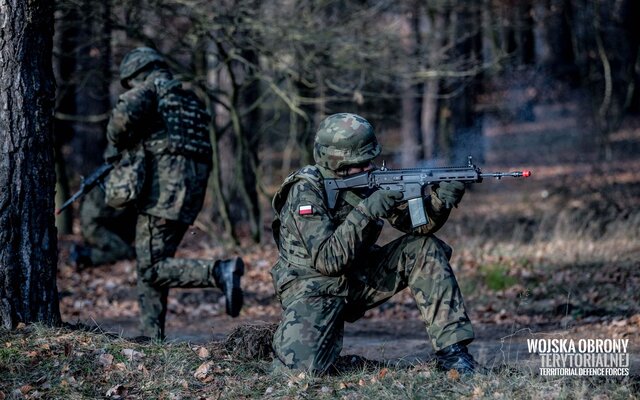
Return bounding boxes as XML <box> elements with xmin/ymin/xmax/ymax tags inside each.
<box><xmin>119</xmin><ymin>47</ymin><xmax>166</xmax><ymax>89</ymax></box>
<box><xmin>313</xmin><ymin>113</ymin><xmax>381</xmax><ymax>171</ymax></box>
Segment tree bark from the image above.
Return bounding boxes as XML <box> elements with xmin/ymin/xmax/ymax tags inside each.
<box><xmin>444</xmin><ymin>4</ymin><xmax>484</xmax><ymax>164</ymax></box>
<box><xmin>70</xmin><ymin>0</ymin><xmax>112</xmax><ymax>175</ymax></box>
<box><xmin>0</xmin><ymin>0</ymin><xmax>61</xmax><ymax>328</ymax></box>
<box><xmin>421</xmin><ymin>9</ymin><xmax>446</xmax><ymax>162</ymax></box>
<box><xmin>400</xmin><ymin>2</ymin><xmax>423</xmax><ymax>167</ymax></box>
<box><xmin>53</xmin><ymin>4</ymin><xmax>80</xmax><ymax>234</ymax></box>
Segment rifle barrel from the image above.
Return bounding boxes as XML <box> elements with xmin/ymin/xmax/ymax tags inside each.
<box><xmin>480</xmin><ymin>170</ymin><xmax>531</xmax><ymax>178</ymax></box>
<box><xmin>55</xmin><ymin>162</ymin><xmax>115</xmax><ymax>215</ymax></box>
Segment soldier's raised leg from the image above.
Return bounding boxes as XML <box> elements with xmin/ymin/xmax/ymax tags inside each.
<box><xmin>135</xmin><ymin>214</ymin><xmax>243</xmax><ymax>339</ymax></box>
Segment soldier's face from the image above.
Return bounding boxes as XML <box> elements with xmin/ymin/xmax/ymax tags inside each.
<box><xmin>127</xmin><ymin>77</ymin><xmax>143</xmax><ymax>88</ymax></box>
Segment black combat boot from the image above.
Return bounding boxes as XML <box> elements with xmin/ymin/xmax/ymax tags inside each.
<box><xmin>69</xmin><ymin>244</ymin><xmax>93</xmax><ymax>270</ymax></box>
<box><xmin>213</xmin><ymin>257</ymin><xmax>244</xmax><ymax>317</ymax></box>
<box><xmin>435</xmin><ymin>342</ymin><xmax>478</xmax><ymax>374</ymax></box>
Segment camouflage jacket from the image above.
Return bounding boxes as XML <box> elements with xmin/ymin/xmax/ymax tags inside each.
<box><xmin>271</xmin><ymin>164</ymin><xmax>451</xmax><ymax>304</ymax></box>
<box><xmin>106</xmin><ymin>70</ymin><xmax>210</xmax><ymax>224</ymax></box>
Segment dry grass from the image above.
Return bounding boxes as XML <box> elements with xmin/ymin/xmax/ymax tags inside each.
<box><xmin>0</xmin><ymin>324</ymin><xmax>637</xmax><ymax>399</ymax></box>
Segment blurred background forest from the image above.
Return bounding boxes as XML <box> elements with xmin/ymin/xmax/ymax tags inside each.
<box><xmin>53</xmin><ymin>0</ymin><xmax>640</xmax><ymax>243</ymax></box>
<box><xmin>53</xmin><ymin>0</ymin><xmax>640</xmax><ymax>355</ymax></box>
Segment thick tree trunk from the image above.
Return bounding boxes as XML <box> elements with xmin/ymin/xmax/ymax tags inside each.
<box><xmin>0</xmin><ymin>1</ymin><xmax>61</xmax><ymax>328</ymax></box>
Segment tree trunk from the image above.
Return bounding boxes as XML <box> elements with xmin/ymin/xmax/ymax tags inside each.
<box><xmin>70</xmin><ymin>0</ymin><xmax>112</xmax><ymax>175</ymax></box>
<box><xmin>421</xmin><ymin>9</ymin><xmax>446</xmax><ymax>162</ymax></box>
<box><xmin>400</xmin><ymin>2</ymin><xmax>422</xmax><ymax>167</ymax></box>
<box><xmin>53</xmin><ymin>4</ymin><xmax>80</xmax><ymax>234</ymax></box>
<box><xmin>195</xmin><ymin>46</ymin><xmax>239</xmax><ymax>246</ymax></box>
<box><xmin>239</xmin><ymin>48</ymin><xmax>262</xmax><ymax>243</ymax></box>
<box><xmin>445</xmin><ymin>4</ymin><xmax>484</xmax><ymax>164</ymax></box>
<box><xmin>0</xmin><ymin>0</ymin><xmax>61</xmax><ymax>328</ymax></box>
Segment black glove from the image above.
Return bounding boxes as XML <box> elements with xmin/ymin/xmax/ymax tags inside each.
<box><xmin>359</xmin><ymin>190</ymin><xmax>403</xmax><ymax>219</ymax></box>
<box><xmin>436</xmin><ymin>181</ymin><xmax>466</xmax><ymax>209</ymax></box>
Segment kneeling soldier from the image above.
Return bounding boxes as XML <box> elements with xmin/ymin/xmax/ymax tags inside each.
<box><xmin>271</xmin><ymin>113</ymin><xmax>477</xmax><ymax>374</ymax></box>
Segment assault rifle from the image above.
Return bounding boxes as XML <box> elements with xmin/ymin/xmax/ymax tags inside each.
<box><xmin>55</xmin><ymin>162</ymin><xmax>115</xmax><ymax>215</ymax></box>
<box><xmin>324</xmin><ymin>156</ymin><xmax>531</xmax><ymax>228</ymax></box>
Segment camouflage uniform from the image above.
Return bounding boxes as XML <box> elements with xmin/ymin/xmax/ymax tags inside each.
<box><xmin>271</xmin><ymin>114</ymin><xmax>474</xmax><ymax>374</ymax></box>
<box><xmin>78</xmin><ymin>187</ymin><xmax>136</xmax><ymax>265</ymax></box>
<box><xmin>106</xmin><ymin>49</ymin><xmax>224</xmax><ymax>339</ymax></box>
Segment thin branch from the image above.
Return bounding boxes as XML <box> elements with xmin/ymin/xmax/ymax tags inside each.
<box><xmin>54</xmin><ymin>112</ymin><xmax>110</xmax><ymax>123</ymax></box>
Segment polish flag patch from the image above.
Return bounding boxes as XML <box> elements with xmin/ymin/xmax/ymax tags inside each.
<box><xmin>298</xmin><ymin>205</ymin><xmax>313</xmax><ymax>215</ymax></box>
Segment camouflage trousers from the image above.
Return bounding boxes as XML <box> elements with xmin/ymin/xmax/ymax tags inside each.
<box><xmin>272</xmin><ymin>234</ymin><xmax>474</xmax><ymax>374</ymax></box>
<box><xmin>80</xmin><ymin>189</ymin><xmax>136</xmax><ymax>265</ymax></box>
<box><xmin>83</xmin><ymin>223</ymin><xmax>135</xmax><ymax>265</ymax></box>
<box><xmin>135</xmin><ymin>214</ymin><xmax>217</xmax><ymax>339</ymax></box>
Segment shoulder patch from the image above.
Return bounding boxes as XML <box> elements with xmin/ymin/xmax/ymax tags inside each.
<box><xmin>298</xmin><ymin>205</ymin><xmax>314</xmax><ymax>215</ymax></box>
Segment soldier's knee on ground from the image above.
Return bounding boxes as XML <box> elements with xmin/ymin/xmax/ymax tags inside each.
<box><xmin>272</xmin><ymin>296</ymin><xmax>345</xmax><ymax>375</ymax></box>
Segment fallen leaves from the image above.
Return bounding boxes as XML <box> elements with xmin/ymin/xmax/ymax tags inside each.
<box><xmin>19</xmin><ymin>385</ymin><xmax>32</xmax><ymax>395</ymax></box>
<box><xmin>193</xmin><ymin>361</ymin><xmax>228</xmax><ymax>383</ymax></box>
<box><xmin>106</xmin><ymin>384</ymin><xmax>128</xmax><ymax>398</ymax></box>
<box><xmin>196</xmin><ymin>346</ymin><xmax>210</xmax><ymax>359</ymax></box>
<box><xmin>446</xmin><ymin>369</ymin><xmax>460</xmax><ymax>381</ymax></box>
<box><xmin>98</xmin><ymin>353</ymin><xmax>114</xmax><ymax>367</ymax></box>
<box><xmin>472</xmin><ymin>385</ymin><xmax>485</xmax><ymax>399</ymax></box>
<box><xmin>121</xmin><ymin>348</ymin><xmax>144</xmax><ymax>361</ymax></box>
<box><xmin>194</xmin><ymin>361</ymin><xmax>213</xmax><ymax>381</ymax></box>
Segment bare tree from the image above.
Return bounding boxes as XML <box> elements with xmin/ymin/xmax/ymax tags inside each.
<box><xmin>0</xmin><ymin>0</ymin><xmax>61</xmax><ymax>328</ymax></box>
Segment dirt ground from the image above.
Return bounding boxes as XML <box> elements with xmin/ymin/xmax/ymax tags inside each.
<box><xmin>57</xmin><ymin>85</ymin><xmax>640</xmax><ymax>377</ymax></box>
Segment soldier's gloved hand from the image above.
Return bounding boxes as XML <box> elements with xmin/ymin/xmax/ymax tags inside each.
<box><xmin>436</xmin><ymin>181</ymin><xmax>466</xmax><ymax>209</ymax></box>
<box><xmin>359</xmin><ymin>190</ymin><xmax>403</xmax><ymax>219</ymax></box>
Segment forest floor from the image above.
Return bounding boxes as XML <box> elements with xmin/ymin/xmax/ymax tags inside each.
<box><xmin>56</xmin><ymin>103</ymin><xmax>640</xmax><ymax>366</ymax></box>
<box><xmin>7</xmin><ymin>79</ymin><xmax>639</xmax><ymax>398</ymax></box>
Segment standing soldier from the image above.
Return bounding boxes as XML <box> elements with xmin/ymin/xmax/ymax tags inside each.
<box><xmin>271</xmin><ymin>113</ymin><xmax>478</xmax><ymax>374</ymax></box>
<box><xmin>106</xmin><ymin>47</ymin><xmax>244</xmax><ymax>339</ymax></box>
